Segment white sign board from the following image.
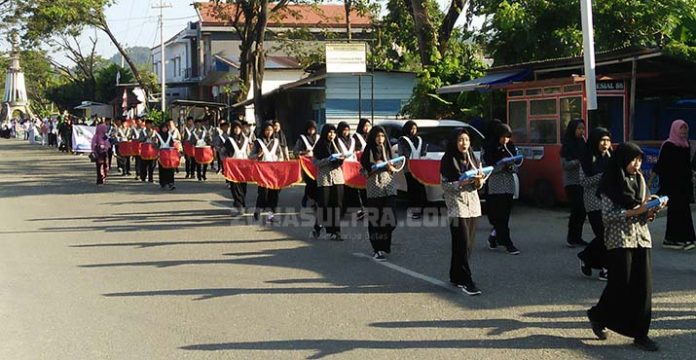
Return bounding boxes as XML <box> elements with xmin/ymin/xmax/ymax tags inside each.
<box><xmin>72</xmin><ymin>125</ymin><xmax>96</xmax><ymax>153</ymax></box>
<box><xmin>326</xmin><ymin>43</ymin><xmax>367</xmax><ymax>73</ymax></box>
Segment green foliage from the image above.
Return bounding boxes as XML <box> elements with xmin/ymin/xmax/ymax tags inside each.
<box><xmin>369</xmin><ymin>0</ymin><xmax>421</xmax><ymax>71</ymax></box>
<box><xmin>108</xmin><ymin>47</ymin><xmax>152</xmax><ymax>67</ymax></box>
<box><xmin>146</xmin><ymin>108</ymin><xmax>170</xmax><ymax>127</ymax></box>
<box><xmin>95</xmin><ymin>64</ymin><xmax>134</xmax><ymax>103</ymax></box>
<box><xmin>0</xmin><ymin>49</ymin><xmax>58</xmax><ymax>116</ymax></box>
<box><xmin>472</xmin><ymin>0</ymin><xmax>696</xmax><ymax>65</ymax></box>
<box><xmin>401</xmin><ymin>35</ymin><xmax>489</xmax><ymax>119</ymax></box>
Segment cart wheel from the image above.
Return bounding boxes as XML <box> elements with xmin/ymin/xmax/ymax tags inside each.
<box><xmin>533</xmin><ymin>180</ymin><xmax>556</xmax><ymax>208</ymax></box>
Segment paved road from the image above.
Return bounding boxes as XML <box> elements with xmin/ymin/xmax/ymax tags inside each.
<box><xmin>1</xmin><ymin>139</ymin><xmax>694</xmax><ymax>360</ymax></box>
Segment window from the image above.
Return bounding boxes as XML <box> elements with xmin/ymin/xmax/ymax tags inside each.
<box><xmin>525</xmin><ymin>89</ymin><xmax>541</xmax><ymax>96</ymax></box>
<box><xmin>544</xmin><ymin>87</ymin><xmax>561</xmax><ymax>94</ymax></box>
<box><xmin>509</xmin><ymin>90</ymin><xmax>523</xmax><ymax>97</ymax></box>
<box><xmin>529</xmin><ymin>119</ymin><xmax>558</xmax><ymax>144</ymax></box>
<box><xmin>509</xmin><ymin>101</ymin><xmax>528</xmax><ymax>143</ymax></box>
<box><xmin>530</xmin><ymin>99</ymin><xmax>557</xmax><ymax>115</ymax></box>
<box><xmin>564</xmin><ymin>84</ymin><xmax>582</xmax><ymax>93</ymax></box>
<box><xmin>560</xmin><ymin>97</ymin><xmax>583</xmax><ymax>131</ymax></box>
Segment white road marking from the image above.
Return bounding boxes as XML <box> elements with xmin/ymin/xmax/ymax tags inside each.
<box><xmin>352</xmin><ymin>253</ymin><xmax>459</xmax><ymax>293</ymax></box>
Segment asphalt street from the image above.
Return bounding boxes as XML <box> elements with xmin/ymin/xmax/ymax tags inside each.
<box><xmin>1</xmin><ymin>139</ymin><xmax>694</xmax><ymax>359</ymax></box>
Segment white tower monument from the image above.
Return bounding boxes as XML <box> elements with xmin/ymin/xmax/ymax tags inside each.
<box><xmin>1</xmin><ymin>32</ymin><xmax>33</xmax><ymax>122</ymax></box>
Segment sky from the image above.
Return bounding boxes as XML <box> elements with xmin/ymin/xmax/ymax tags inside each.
<box><xmin>1</xmin><ymin>0</ymin><xmax>480</xmax><ymax>67</ymax></box>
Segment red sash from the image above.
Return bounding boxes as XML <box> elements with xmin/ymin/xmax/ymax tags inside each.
<box><xmin>139</xmin><ymin>143</ymin><xmax>158</xmax><ymax>160</ymax></box>
<box><xmin>223</xmin><ymin>159</ymin><xmax>256</xmax><ymax>183</ymax></box>
<box><xmin>224</xmin><ymin>158</ymin><xmax>301</xmax><ymax>189</ymax></box>
<box><xmin>158</xmin><ymin>148</ymin><xmax>181</xmax><ymax>169</ymax></box>
<box><xmin>299</xmin><ymin>154</ymin><xmax>366</xmax><ymax>189</ymax></box>
<box><xmin>194</xmin><ymin>146</ymin><xmax>214</xmax><ymax>164</ymax></box>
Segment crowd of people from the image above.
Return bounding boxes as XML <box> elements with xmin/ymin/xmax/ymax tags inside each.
<box><xmin>9</xmin><ymin>112</ymin><xmax>694</xmax><ymax>352</ymax></box>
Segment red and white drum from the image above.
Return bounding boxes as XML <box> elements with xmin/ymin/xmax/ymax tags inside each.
<box><xmin>194</xmin><ymin>146</ymin><xmax>215</xmax><ymax>165</ymax></box>
<box><xmin>139</xmin><ymin>143</ymin><xmax>158</xmax><ymax>160</ymax></box>
<box><xmin>183</xmin><ymin>141</ymin><xmax>195</xmax><ymax>157</ymax></box>
<box><xmin>159</xmin><ymin>148</ymin><xmax>181</xmax><ymax>169</ymax></box>
<box><xmin>118</xmin><ymin>141</ymin><xmax>139</xmax><ymax>157</ymax></box>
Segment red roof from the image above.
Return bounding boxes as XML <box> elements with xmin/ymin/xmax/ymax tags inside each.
<box><xmin>196</xmin><ymin>3</ymin><xmax>373</xmax><ymax>28</ymax></box>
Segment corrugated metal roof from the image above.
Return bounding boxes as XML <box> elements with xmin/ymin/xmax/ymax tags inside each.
<box><xmin>490</xmin><ymin>46</ymin><xmax>661</xmax><ymax>72</ymax></box>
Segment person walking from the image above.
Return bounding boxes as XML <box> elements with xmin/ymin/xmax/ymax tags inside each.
<box><xmin>561</xmin><ymin>119</ymin><xmax>588</xmax><ymax>247</ymax></box>
<box><xmin>224</xmin><ymin>120</ymin><xmax>250</xmax><ymax>216</ymax></box>
<box><xmin>587</xmin><ymin>142</ymin><xmax>665</xmax><ymax>352</ymax></box>
<box><xmin>441</xmin><ymin>128</ymin><xmax>485</xmax><ymax>295</ymax></box>
<box><xmin>651</xmin><ymin>119</ymin><xmax>696</xmax><ymax>251</ymax></box>
<box><xmin>398</xmin><ymin>120</ymin><xmax>428</xmax><ymax>219</ymax></box>
<box><xmin>91</xmin><ymin>124</ymin><xmax>110</xmax><ymax>185</ymax></box>
<box><xmin>312</xmin><ymin>124</ymin><xmax>345</xmax><ymax>241</ymax></box>
<box><xmin>484</xmin><ymin>123</ymin><xmax>520</xmax><ymax>255</ymax></box>
<box><xmin>294</xmin><ymin>120</ymin><xmax>319</xmax><ymax>208</ymax></box>
<box><xmin>360</xmin><ymin>126</ymin><xmax>399</xmax><ymax>261</ymax></box>
<box><xmin>578</xmin><ymin>127</ymin><xmax>612</xmax><ymax>280</ymax></box>
<box><xmin>252</xmin><ymin>122</ymin><xmax>284</xmax><ymax>223</ymax></box>
<box><xmin>155</xmin><ymin>122</ymin><xmax>176</xmax><ymax>190</ymax></box>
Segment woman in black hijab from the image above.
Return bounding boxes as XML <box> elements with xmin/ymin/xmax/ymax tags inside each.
<box><xmin>252</xmin><ymin>121</ymin><xmax>283</xmax><ymax>222</ymax></box>
<box><xmin>561</xmin><ymin>119</ymin><xmax>588</xmax><ymax>247</ymax></box>
<box><xmin>587</xmin><ymin>142</ymin><xmax>664</xmax><ymax>352</ymax></box>
<box><xmin>294</xmin><ymin>120</ymin><xmax>319</xmax><ymax>208</ymax></box>
<box><xmin>353</xmin><ymin>118</ymin><xmax>371</xmax><ymax>151</ymax></box>
<box><xmin>312</xmin><ymin>124</ymin><xmax>345</xmax><ymax>241</ymax></box>
<box><xmin>441</xmin><ymin>128</ymin><xmax>485</xmax><ymax>295</ymax></box>
<box><xmin>483</xmin><ymin>123</ymin><xmax>520</xmax><ymax>255</ymax></box>
<box><xmin>225</xmin><ymin>120</ymin><xmax>250</xmax><ymax>214</ymax></box>
<box><xmin>360</xmin><ymin>126</ymin><xmax>398</xmax><ymax>261</ymax></box>
<box><xmin>577</xmin><ymin>127</ymin><xmax>612</xmax><ymax>279</ymax></box>
<box><xmin>398</xmin><ymin>120</ymin><xmax>428</xmax><ymax>219</ymax></box>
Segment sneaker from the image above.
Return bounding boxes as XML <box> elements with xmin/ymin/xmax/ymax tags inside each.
<box><xmin>684</xmin><ymin>242</ymin><xmax>696</xmax><ymax>251</ymax></box>
<box><xmin>589</xmin><ymin>320</ymin><xmax>608</xmax><ymax>340</ymax></box>
<box><xmin>505</xmin><ymin>244</ymin><xmax>520</xmax><ymax>255</ymax></box>
<box><xmin>266</xmin><ymin>213</ymin><xmax>275</xmax><ymax>223</ymax></box>
<box><xmin>663</xmin><ymin>241</ymin><xmax>684</xmax><ymax>250</ymax></box>
<box><xmin>411</xmin><ymin>213</ymin><xmax>422</xmax><ymax>220</ymax></box>
<box><xmin>598</xmin><ymin>269</ymin><xmax>608</xmax><ymax>281</ymax></box>
<box><xmin>580</xmin><ymin>260</ymin><xmax>592</xmax><ymax>277</ymax></box>
<box><xmin>567</xmin><ymin>239</ymin><xmax>589</xmax><ymax>248</ymax></box>
<box><xmin>329</xmin><ymin>233</ymin><xmax>343</xmax><ymax>241</ymax></box>
<box><xmin>373</xmin><ymin>251</ymin><xmax>386</xmax><ymax>262</ymax></box>
<box><xmin>169</xmin><ymin>184</ymin><xmax>176</xmax><ymax>191</ymax></box>
<box><xmin>311</xmin><ymin>226</ymin><xmax>322</xmax><ymax>239</ymax></box>
<box><xmin>487</xmin><ymin>235</ymin><xmax>498</xmax><ymax>250</ymax></box>
<box><xmin>461</xmin><ymin>283</ymin><xmax>482</xmax><ymax>296</ymax></box>
<box><xmin>633</xmin><ymin>336</ymin><xmax>659</xmax><ymax>352</ymax></box>
<box><xmin>253</xmin><ymin>211</ymin><xmax>260</xmax><ymax>221</ymax></box>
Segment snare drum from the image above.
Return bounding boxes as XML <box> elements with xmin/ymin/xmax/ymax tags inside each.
<box><xmin>183</xmin><ymin>141</ymin><xmax>195</xmax><ymax>157</ymax></box>
<box><xmin>139</xmin><ymin>142</ymin><xmax>158</xmax><ymax>160</ymax></box>
<box><xmin>194</xmin><ymin>146</ymin><xmax>215</xmax><ymax>164</ymax></box>
<box><xmin>159</xmin><ymin>148</ymin><xmax>181</xmax><ymax>169</ymax></box>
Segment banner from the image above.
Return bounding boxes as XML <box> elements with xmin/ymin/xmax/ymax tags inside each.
<box><xmin>223</xmin><ymin>158</ymin><xmax>257</xmax><ymax>184</ymax></box>
<box><xmin>408</xmin><ymin>159</ymin><xmax>441</xmax><ymax>186</ymax></box>
<box><xmin>223</xmin><ymin>159</ymin><xmax>302</xmax><ymax>190</ymax></box>
<box><xmin>72</xmin><ymin>125</ymin><xmax>95</xmax><ymax>153</ymax></box>
<box><xmin>254</xmin><ymin>161</ymin><xmax>302</xmax><ymax>190</ymax></box>
<box><xmin>300</xmin><ymin>155</ymin><xmax>366</xmax><ymax>189</ymax></box>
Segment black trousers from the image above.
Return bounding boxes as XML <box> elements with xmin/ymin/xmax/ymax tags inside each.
<box><xmin>366</xmin><ymin>196</ymin><xmax>397</xmax><ymax>253</ymax></box>
<box><xmin>107</xmin><ymin>147</ymin><xmax>113</xmax><ymax>169</ymax></box>
<box><xmin>230</xmin><ymin>182</ymin><xmax>247</xmax><ymax>208</ymax></box>
<box><xmin>486</xmin><ymin>194</ymin><xmax>514</xmax><ymax>246</ymax></box>
<box><xmin>316</xmin><ymin>184</ymin><xmax>344</xmax><ymax>235</ymax></box>
<box><xmin>342</xmin><ymin>186</ymin><xmax>362</xmax><ymax>214</ymax></box>
<box><xmin>256</xmin><ymin>187</ymin><xmax>280</xmax><ymax>213</ymax></box>
<box><xmin>405</xmin><ymin>172</ymin><xmax>427</xmax><ymax>215</ymax></box>
<box><xmin>588</xmin><ymin>247</ymin><xmax>652</xmax><ymax>339</ymax></box>
<box><xmin>118</xmin><ymin>156</ymin><xmax>131</xmax><ymax>174</ymax></box>
<box><xmin>665</xmin><ymin>195</ymin><xmax>696</xmax><ymax>244</ymax></box>
<box><xmin>565</xmin><ymin>185</ymin><xmax>587</xmax><ymax>242</ymax></box>
<box><xmin>134</xmin><ymin>156</ymin><xmax>142</xmax><ymax>178</ymax></box>
<box><xmin>139</xmin><ymin>159</ymin><xmax>155</xmax><ymax>182</ymax></box>
<box><xmin>578</xmin><ymin>211</ymin><xmax>607</xmax><ymax>269</ymax></box>
<box><xmin>450</xmin><ymin>217</ymin><xmax>478</xmax><ymax>286</ymax></box>
<box><xmin>302</xmin><ymin>172</ymin><xmax>317</xmax><ymax>204</ymax></box>
<box><xmin>185</xmin><ymin>156</ymin><xmax>195</xmax><ymax>176</ymax></box>
<box><xmin>159</xmin><ymin>167</ymin><xmax>175</xmax><ymax>186</ymax></box>
<box><xmin>195</xmin><ymin>163</ymin><xmax>208</xmax><ymax>180</ymax></box>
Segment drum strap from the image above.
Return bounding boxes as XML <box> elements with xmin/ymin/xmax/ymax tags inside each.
<box><xmin>337</xmin><ymin>137</ymin><xmax>356</xmax><ymax>156</ymax></box>
<box><xmin>300</xmin><ymin>134</ymin><xmax>316</xmax><ymax>151</ymax></box>
<box><xmin>184</xmin><ymin>127</ymin><xmax>193</xmax><ymax>141</ymax></box>
<box><xmin>230</xmin><ymin>135</ymin><xmax>249</xmax><ymax>159</ymax></box>
<box><xmin>400</xmin><ymin>136</ymin><xmax>422</xmax><ymax>159</ymax></box>
<box><xmin>354</xmin><ymin>133</ymin><xmax>367</xmax><ymax>151</ymax></box>
<box><xmin>156</xmin><ymin>132</ymin><xmax>172</xmax><ymax>148</ymax></box>
<box><xmin>258</xmin><ymin>138</ymin><xmax>279</xmax><ymax>162</ymax></box>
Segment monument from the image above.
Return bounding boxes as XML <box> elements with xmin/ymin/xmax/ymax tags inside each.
<box><xmin>1</xmin><ymin>32</ymin><xmax>34</xmax><ymax>123</ymax></box>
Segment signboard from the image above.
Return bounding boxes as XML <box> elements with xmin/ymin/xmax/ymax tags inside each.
<box><xmin>72</xmin><ymin>125</ymin><xmax>96</xmax><ymax>153</ymax></box>
<box><xmin>596</xmin><ymin>81</ymin><xmax>625</xmax><ymax>91</ymax></box>
<box><xmin>325</xmin><ymin>43</ymin><xmax>367</xmax><ymax>73</ymax></box>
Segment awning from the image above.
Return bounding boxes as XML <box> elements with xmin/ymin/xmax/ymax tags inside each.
<box><xmin>436</xmin><ymin>70</ymin><xmax>530</xmax><ymax>94</ymax></box>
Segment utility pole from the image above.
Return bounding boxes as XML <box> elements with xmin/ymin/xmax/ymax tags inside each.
<box><xmin>153</xmin><ymin>0</ymin><xmax>172</xmax><ymax>115</ymax></box>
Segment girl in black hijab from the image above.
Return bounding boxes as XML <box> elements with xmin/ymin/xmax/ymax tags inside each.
<box><xmin>398</xmin><ymin>120</ymin><xmax>427</xmax><ymax>219</ymax></box>
<box><xmin>561</xmin><ymin>119</ymin><xmax>588</xmax><ymax>247</ymax></box>
<box><xmin>577</xmin><ymin>127</ymin><xmax>612</xmax><ymax>279</ymax></box>
<box><xmin>588</xmin><ymin>142</ymin><xmax>664</xmax><ymax>352</ymax></box>
<box><xmin>441</xmin><ymin>128</ymin><xmax>485</xmax><ymax>295</ymax></box>
<box><xmin>312</xmin><ymin>124</ymin><xmax>345</xmax><ymax>241</ymax></box>
<box><xmin>336</xmin><ymin>121</ymin><xmax>362</xmax><ymax>216</ymax></box>
<box><xmin>353</xmin><ymin>118</ymin><xmax>371</xmax><ymax>151</ymax></box>
<box><xmin>225</xmin><ymin>120</ymin><xmax>250</xmax><ymax>214</ymax></box>
<box><xmin>294</xmin><ymin>120</ymin><xmax>319</xmax><ymax>208</ymax></box>
<box><xmin>360</xmin><ymin>126</ymin><xmax>398</xmax><ymax>261</ymax></box>
<box><xmin>483</xmin><ymin>123</ymin><xmax>520</xmax><ymax>255</ymax></box>
<box><xmin>252</xmin><ymin>121</ymin><xmax>283</xmax><ymax>222</ymax></box>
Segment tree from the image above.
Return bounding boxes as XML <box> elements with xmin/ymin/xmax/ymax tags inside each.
<box><xmin>404</xmin><ymin>0</ymin><xmax>470</xmax><ymax>66</ymax></box>
<box><xmin>6</xmin><ymin>0</ymin><xmax>152</xmax><ymax>97</ymax></box>
<box><xmin>471</xmin><ymin>0</ymin><xmax>696</xmax><ymax>65</ymax></box>
<box><xmin>94</xmin><ymin>63</ymin><xmax>134</xmax><ymax>104</ymax></box>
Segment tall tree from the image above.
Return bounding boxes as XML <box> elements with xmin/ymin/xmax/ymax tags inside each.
<box><xmin>404</xmin><ymin>0</ymin><xmax>470</xmax><ymax>66</ymax></box>
<box><xmin>6</xmin><ymin>0</ymin><xmax>151</xmax><ymax>97</ymax></box>
<box><xmin>471</xmin><ymin>0</ymin><xmax>696</xmax><ymax>65</ymax></box>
